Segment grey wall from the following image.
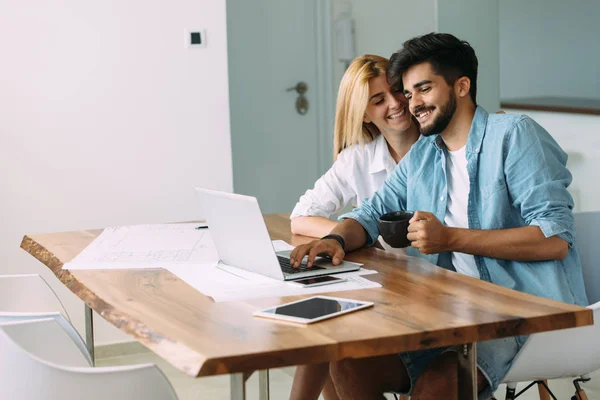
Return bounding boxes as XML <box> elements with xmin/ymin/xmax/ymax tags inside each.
<box><xmin>500</xmin><ymin>0</ymin><xmax>600</xmax><ymax>100</ymax></box>
<box><xmin>437</xmin><ymin>0</ymin><xmax>500</xmax><ymax>112</ymax></box>
<box><xmin>227</xmin><ymin>0</ymin><xmax>323</xmax><ymax>213</ymax></box>
<box><xmin>332</xmin><ymin>0</ymin><xmax>437</xmax><ymax>86</ymax></box>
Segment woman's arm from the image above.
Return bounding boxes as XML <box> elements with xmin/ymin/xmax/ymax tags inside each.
<box><xmin>290</xmin><ymin>149</ymin><xmax>357</xmax><ymax>236</ymax></box>
<box><xmin>290</xmin><ymin>216</ymin><xmax>338</xmax><ymax>238</ymax></box>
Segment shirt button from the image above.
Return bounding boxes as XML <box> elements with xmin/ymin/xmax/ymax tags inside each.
<box><xmin>440</xmin><ymin>196</ymin><xmax>445</xmax><ymax>201</ymax></box>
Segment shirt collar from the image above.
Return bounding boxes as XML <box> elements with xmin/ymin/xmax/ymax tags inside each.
<box><xmin>430</xmin><ymin>105</ymin><xmax>489</xmax><ymax>153</ymax></box>
<box><xmin>432</xmin><ymin>135</ymin><xmax>444</xmax><ymax>151</ymax></box>
<box><xmin>369</xmin><ymin>134</ymin><xmax>395</xmax><ymax>174</ymax></box>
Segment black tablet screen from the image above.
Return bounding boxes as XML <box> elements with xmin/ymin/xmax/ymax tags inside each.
<box><xmin>263</xmin><ymin>297</ymin><xmax>363</xmax><ymax>320</ymax></box>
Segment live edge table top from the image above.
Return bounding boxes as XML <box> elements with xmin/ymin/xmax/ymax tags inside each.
<box><xmin>21</xmin><ymin>213</ymin><xmax>593</xmax><ymax>377</ymax></box>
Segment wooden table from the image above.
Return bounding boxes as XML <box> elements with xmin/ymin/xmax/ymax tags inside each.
<box><xmin>21</xmin><ymin>214</ymin><xmax>593</xmax><ymax>400</ymax></box>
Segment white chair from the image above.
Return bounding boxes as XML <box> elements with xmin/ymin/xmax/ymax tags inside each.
<box><xmin>0</xmin><ymin>274</ymin><xmax>91</xmax><ymax>363</ymax></box>
<box><xmin>0</xmin><ymin>274</ymin><xmax>70</xmax><ymax>322</ymax></box>
<box><xmin>502</xmin><ymin>211</ymin><xmax>600</xmax><ymax>400</ymax></box>
<box><xmin>0</xmin><ymin>318</ymin><xmax>179</xmax><ymax>400</ymax></box>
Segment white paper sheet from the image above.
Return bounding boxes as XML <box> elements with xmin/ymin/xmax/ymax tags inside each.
<box><xmin>63</xmin><ymin>223</ymin><xmax>218</xmax><ymax>270</ymax></box>
<box><xmin>272</xmin><ymin>240</ymin><xmax>294</xmax><ymax>251</ymax></box>
<box><xmin>61</xmin><ymin>225</ymin><xmax>381</xmax><ymax>302</ymax></box>
<box><xmin>166</xmin><ymin>260</ymin><xmax>380</xmax><ymax>302</ymax></box>
<box><xmin>208</xmin><ymin>275</ymin><xmax>381</xmax><ymax>302</ymax></box>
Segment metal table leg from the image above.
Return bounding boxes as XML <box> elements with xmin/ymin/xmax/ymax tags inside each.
<box><xmin>84</xmin><ymin>303</ymin><xmax>95</xmax><ymax>366</ymax></box>
<box><xmin>259</xmin><ymin>369</ymin><xmax>270</xmax><ymax>400</ymax></box>
<box><xmin>457</xmin><ymin>343</ymin><xmax>478</xmax><ymax>399</ymax></box>
<box><xmin>230</xmin><ymin>373</ymin><xmax>247</xmax><ymax>400</ymax></box>
<box><xmin>230</xmin><ymin>370</ymin><xmax>270</xmax><ymax>400</ymax></box>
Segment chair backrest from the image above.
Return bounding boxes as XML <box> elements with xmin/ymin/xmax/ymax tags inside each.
<box><xmin>1</xmin><ymin>318</ymin><xmax>91</xmax><ymax>367</ymax></box>
<box><xmin>0</xmin><ymin>319</ymin><xmax>179</xmax><ymax>400</ymax></box>
<box><xmin>0</xmin><ymin>274</ymin><xmax>92</xmax><ymax>364</ymax></box>
<box><xmin>503</xmin><ymin>301</ymin><xmax>600</xmax><ymax>382</ymax></box>
<box><xmin>574</xmin><ymin>212</ymin><xmax>600</xmax><ymax>304</ymax></box>
<box><xmin>0</xmin><ymin>274</ymin><xmax>70</xmax><ymax>321</ymax></box>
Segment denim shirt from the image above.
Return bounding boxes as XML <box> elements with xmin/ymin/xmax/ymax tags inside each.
<box><xmin>342</xmin><ymin>106</ymin><xmax>588</xmax><ymax>307</ymax></box>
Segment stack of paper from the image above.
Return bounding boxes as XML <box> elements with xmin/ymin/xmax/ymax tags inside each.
<box><xmin>165</xmin><ymin>263</ymin><xmax>380</xmax><ymax>302</ymax></box>
<box><xmin>62</xmin><ymin>224</ymin><xmax>382</xmax><ymax>302</ymax></box>
<box><xmin>63</xmin><ymin>223</ymin><xmax>218</xmax><ymax>270</ymax></box>
<box><xmin>165</xmin><ymin>240</ymin><xmax>381</xmax><ymax>302</ymax></box>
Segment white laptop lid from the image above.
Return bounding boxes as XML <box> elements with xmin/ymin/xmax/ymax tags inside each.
<box><xmin>194</xmin><ymin>188</ymin><xmax>285</xmax><ymax>280</ymax></box>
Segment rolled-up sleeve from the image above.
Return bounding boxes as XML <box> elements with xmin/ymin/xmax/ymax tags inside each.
<box><xmin>504</xmin><ymin>117</ymin><xmax>575</xmax><ymax>246</ymax></box>
<box><xmin>290</xmin><ymin>152</ymin><xmax>357</xmax><ymax>219</ymax></box>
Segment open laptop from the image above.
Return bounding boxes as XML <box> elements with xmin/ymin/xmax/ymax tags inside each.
<box><xmin>195</xmin><ymin>188</ymin><xmax>362</xmax><ymax>281</ymax></box>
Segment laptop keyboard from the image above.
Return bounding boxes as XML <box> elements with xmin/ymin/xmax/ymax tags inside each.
<box><xmin>277</xmin><ymin>255</ymin><xmax>326</xmax><ymax>274</ymax></box>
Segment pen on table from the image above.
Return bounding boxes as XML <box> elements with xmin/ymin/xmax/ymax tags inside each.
<box><xmin>196</xmin><ymin>225</ymin><xmax>209</xmax><ymax>230</ymax></box>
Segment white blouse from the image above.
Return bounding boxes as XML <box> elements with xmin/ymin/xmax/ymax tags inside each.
<box><xmin>291</xmin><ymin>134</ymin><xmax>397</xmax><ymax>219</ymax></box>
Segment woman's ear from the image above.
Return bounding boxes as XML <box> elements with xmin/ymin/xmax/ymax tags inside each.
<box><xmin>363</xmin><ymin>114</ymin><xmax>372</xmax><ymax>123</ymax></box>
<box><xmin>455</xmin><ymin>77</ymin><xmax>471</xmax><ymax>98</ymax></box>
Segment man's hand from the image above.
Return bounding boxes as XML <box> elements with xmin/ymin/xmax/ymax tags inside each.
<box><xmin>407</xmin><ymin>211</ymin><xmax>451</xmax><ymax>254</ymax></box>
<box><xmin>289</xmin><ymin>239</ymin><xmax>346</xmax><ymax>268</ymax></box>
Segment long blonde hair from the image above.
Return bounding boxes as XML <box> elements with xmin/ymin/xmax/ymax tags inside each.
<box><xmin>333</xmin><ymin>54</ymin><xmax>389</xmax><ymax>160</ymax></box>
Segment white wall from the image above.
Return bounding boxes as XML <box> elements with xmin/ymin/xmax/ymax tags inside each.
<box><xmin>503</xmin><ymin>110</ymin><xmax>600</xmax><ymax>213</ymax></box>
<box><xmin>0</xmin><ymin>1</ymin><xmax>232</xmax><ymax>345</ymax></box>
<box><xmin>500</xmin><ymin>0</ymin><xmax>600</xmax><ymax>100</ymax></box>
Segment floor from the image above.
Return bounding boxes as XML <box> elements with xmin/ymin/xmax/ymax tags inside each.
<box><xmin>97</xmin><ymin>349</ymin><xmax>600</xmax><ymax>400</ymax></box>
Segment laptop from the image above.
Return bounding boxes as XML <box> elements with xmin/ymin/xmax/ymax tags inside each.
<box><xmin>194</xmin><ymin>188</ymin><xmax>362</xmax><ymax>281</ymax></box>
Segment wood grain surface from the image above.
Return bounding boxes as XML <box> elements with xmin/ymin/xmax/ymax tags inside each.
<box><xmin>21</xmin><ymin>214</ymin><xmax>592</xmax><ymax>377</ymax></box>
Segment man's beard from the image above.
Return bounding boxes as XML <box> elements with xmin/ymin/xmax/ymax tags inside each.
<box><xmin>415</xmin><ymin>92</ymin><xmax>457</xmax><ymax>137</ymax></box>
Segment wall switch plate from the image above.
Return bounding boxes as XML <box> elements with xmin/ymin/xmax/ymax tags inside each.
<box><xmin>187</xmin><ymin>29</ymin><xmax>207</xmax><ymax>48</ymax></box>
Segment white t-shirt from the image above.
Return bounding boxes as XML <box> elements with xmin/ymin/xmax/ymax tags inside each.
<box><xmin>444</xmin><ymin>146</ymin><xmax>480</xmax><ymax>278</ymax></box>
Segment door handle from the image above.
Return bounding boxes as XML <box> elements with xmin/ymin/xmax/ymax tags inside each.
<box><xmin>286</xmin><ymin>82</ymin><xmax>308</xmax><ymax>94</ymax></box>
<box><xmin>286</xmin><ymin>82</ymin><xmax>309</xmax><ymax>115</ymax></box>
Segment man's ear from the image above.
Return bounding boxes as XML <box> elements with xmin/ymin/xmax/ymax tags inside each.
<box><xmin>455</xmin><ymin>77</ymin><xmax>471</xmax><ymax>98</ymax></box>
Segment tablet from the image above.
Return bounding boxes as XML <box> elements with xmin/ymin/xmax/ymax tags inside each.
<box><xmin>253</xmin><ymin>295</ymin><xmax>374</xmax><ymax>324</ymax></box>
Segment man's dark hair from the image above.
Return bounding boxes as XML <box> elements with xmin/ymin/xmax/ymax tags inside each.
<box><xmin>388</xmin><ymin>32</ymin><xmax>478</xmax><ymax>104</ymax></box>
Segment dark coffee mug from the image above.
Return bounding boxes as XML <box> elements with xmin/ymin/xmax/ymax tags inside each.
<box><xmin>378</xmin><ymin>211</ymin><xmax>415</xmax><ymax>248</ymax></box>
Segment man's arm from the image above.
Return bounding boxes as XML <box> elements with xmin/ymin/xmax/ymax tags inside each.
<box><xmin>290</xmin><ymin>148</ymin><xmax>413</xmax><ymax>268</ymax></box>
<box><xmin>407</xmin><ymin>211</ymin><xmax>568</xmax><ymax>261</ymax></box>
<box><xmin>450</xmin><ymin>225</ymin><xmax>568</xmax><ymax>261</ymax></box>
<box><xmin>329</xmin><ymin>218</ymin><xmax>369</xmax><ymax>252</ymax></box>
<box><xmin>289</xmin><ymin>218</ymin><xmax>368</xmax><ymax>268</ymax></box>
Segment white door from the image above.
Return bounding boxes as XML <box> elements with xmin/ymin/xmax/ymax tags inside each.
<box><xmin>227</xmin><ymin>0</ymin><xmax>332</xmax><ymax>214</ymax></box>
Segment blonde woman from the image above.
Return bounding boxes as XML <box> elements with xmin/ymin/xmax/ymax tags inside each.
<box><xmin>289</xmin><ymin>55</ymin><xmax>420</xmax><ymax>400</ymax></box>
<box><xmin>290</xmin><ymin>55</ymin><xmax>420</xmax><ymax>239</ymax></box>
